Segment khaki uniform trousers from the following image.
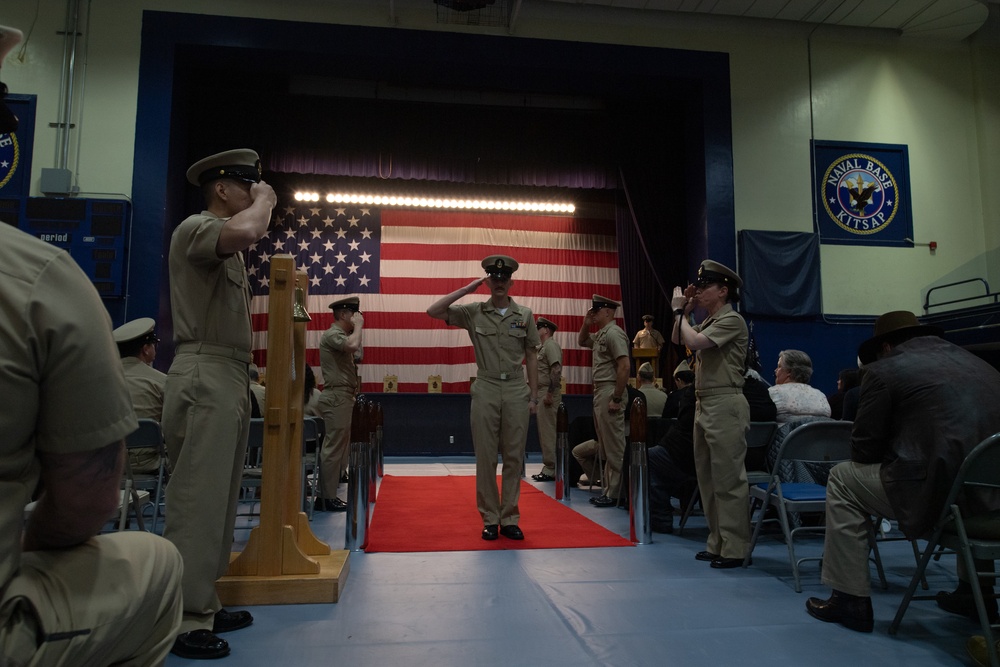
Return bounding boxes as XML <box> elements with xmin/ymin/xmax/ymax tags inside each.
<box><xmin>0</xmin><ymin>532</ymin><xmax>183</xmax><ymax>666</ymax></box>
<box><xmin>128</xmin><ymin>447</ymin><xmax>163</xmax><ymax>476</ymax></box>
<box><xmin>593</xmin><ymin>383</ymin><xmax>625</xmax><ymax>499</ymax></box>
<box><xmin>821</xmin><ymin>461</ymin><xmax>895</xmax><ymax>597</ymax></box>
<box><xmin>572</xmin><ymin>438</ymin><xmax>601</xmax><ymax>483</ymax></box>
<box><xmin>536</xmin><ymin>391</ymin><xmax>561</xmax><ymax>476</ymax></box>
<box><xmin>471</xmin><ymin>376</ymin><xmax>529</xmax><ymax>526</ymax></box>
<box><xmin>693</xmin><ymin>391</ymin><xmax>750</xmax><ymax>559</ymax></box>
<box><xmin>161</xmin><ymin>353</ymin><xmax>251</xmax><ymax>633</ymax></box>
<box><xmin>318</xmin><ymin>387</ymin><xmax>355</xmax><ymax>499</ymax></box>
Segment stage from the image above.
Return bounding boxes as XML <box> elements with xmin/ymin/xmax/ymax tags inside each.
<box><xmin>365</xmin><ymin>392</ymin><xmax>594</xmax><ymax>456</ymax></box>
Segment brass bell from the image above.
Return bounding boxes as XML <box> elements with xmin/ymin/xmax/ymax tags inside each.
<box><xmin>292</xmin><ymin>285</ymin><xmax>312</xmax><ymax>323</ymax></box>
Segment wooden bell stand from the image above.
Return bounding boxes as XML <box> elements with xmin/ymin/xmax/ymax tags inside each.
<box><xmin>217</xmin><ymin>255</ymin><xmax>349</xmax><ymax>605</ymax></box>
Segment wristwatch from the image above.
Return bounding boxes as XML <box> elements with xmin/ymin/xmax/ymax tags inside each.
<box><xmin>674</xmin><ymin>308</ymin><xmax>685</xmax><ymax>317</ymax></box>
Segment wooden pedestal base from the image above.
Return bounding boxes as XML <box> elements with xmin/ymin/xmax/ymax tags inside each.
<box><xmin>216</xmin><ymin>550</ymin><xmax>350</xmax><ymax>606</ymax></box>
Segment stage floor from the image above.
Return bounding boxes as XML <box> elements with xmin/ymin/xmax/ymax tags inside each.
<box><xmin>163</xmin><ymin>456</ymin><xmax>976</xmax><ymax>666</ymax></box>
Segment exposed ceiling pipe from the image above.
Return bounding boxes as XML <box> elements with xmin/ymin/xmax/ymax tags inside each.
<box><xmin>56</xmin><ymin>0</ymin><xmax>83</xmax><ymax>171</ymax></box>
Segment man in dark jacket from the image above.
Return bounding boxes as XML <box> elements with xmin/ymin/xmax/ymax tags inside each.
<box><xmin>806</xmin><ymin>311</ymin><xmax>1000</xmax><ymax>632</ymax></box>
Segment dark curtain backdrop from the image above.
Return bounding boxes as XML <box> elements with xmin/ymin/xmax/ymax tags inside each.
<box><xmin>616</xmin><ymin>166</ymin><xmax>690</xmax><ymax>378</ymax></box>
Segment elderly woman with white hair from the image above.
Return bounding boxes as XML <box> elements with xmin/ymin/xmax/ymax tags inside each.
<box><xmin>769</xmin><ymin>349</ymin><xmax>831</xmax><ymax>423</ymax></box>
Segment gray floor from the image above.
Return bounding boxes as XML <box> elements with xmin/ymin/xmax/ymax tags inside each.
<box><xmin>165</xmin><ymin>457</ymin><xmax>976</xmax><ymax>666</ymax></box>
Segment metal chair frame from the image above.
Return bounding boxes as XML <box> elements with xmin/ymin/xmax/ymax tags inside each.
<box><xmin>742</xmin><ymin>421</ymin><xmax>855</xmax><ymax>592</ymax></box>
<box><xmin>889</xmin><ymin>432</ymin><xmax>1000</xmax><ymax>667</ymax></box>
<box><xmin>122</xmin><ymin>418</ymin><xmax>168</xmax><ymax>532</ymax></box>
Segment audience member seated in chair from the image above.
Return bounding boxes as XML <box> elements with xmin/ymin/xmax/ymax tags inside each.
<box><xmin>0</xmin><ymin>73</ymin><xmax>184</xmax><ymax>663</ymax></box>
<box><xmin>768</xmin><ymin>349</ymin><xmax>831</xmax><ymax>424</ymax></box>
<box><xmin>805</xmin><ymin>311</ymin><xmax>1000</xmax><ymax>633</ymax></box>
<box><xmin>648</xmin><ymin>362</ymin><xmax>696</xmax><ymax>533</ymax></box>
<box><xmin>1</xmin><ymin>36</ymin><xmax>182</xmax><ymax>663</ymax></box>
<box><xmin>827</xmin><ymin>368</ymin><xmax>859</xmax><ymax>421</ymax></box>
<box><xmin>637</xmin><ymin>362</ymin><xmax>667</xmax><ymax>417</ymax></box>
<box><xmin>113</xmin><ymin>317</ymin><xmax>168</xmax><ymax>475</ymax></box>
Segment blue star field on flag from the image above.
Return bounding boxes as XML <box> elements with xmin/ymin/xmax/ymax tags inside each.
<box><xmin>246</xmin><ymin>204</ymin><xmax>381</xmax><ymax>296</ymax></box>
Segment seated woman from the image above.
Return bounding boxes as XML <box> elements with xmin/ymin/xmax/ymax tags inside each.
<box><xmin>768</xmin><ymin>349</ymin><xmax>831</xmax><ymax>423</ymax></box>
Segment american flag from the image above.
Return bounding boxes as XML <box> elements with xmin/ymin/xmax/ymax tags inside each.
<box><xmin>247</xmin><ymin>202</ymin><xmax>621</xmax><ymax>394</ymax></box>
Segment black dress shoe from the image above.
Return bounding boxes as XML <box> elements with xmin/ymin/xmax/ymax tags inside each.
<box><xmin>531</xmin><ymin>473</ymin><xmax>555</xmax><ymax>482</ymax></box>
<box><xmin>482</xmin><ymin>524</ymin><xmax>499</xmax><ymax>540</ymax></box>
<box><xmin>171</xmin><ymin>630</ymin><xmax>230</xmax><ymax>659</ymax></box>
<box><xmin>213</xmin><ymin>608</ymin><xmax>253</xmax><ymax>633</ymax></box>
<box><xmin>806</xmin><ymin>590</ymin><xmax>874</xmax><ymax>633</ymax></box>
<box><xmin>936</xmin><ymin>588</ymin><xmax>1000</xmax><ymax>622</ymax></box>
<box><xmin>590</xmin><ymin>495</ymin><xmax>617</xmax><ymax>507</ymax></box>
<box><xmin>314</xmin><ymin>497</ymin><xmax>348</xmax><ymax>512</ymax></box>
<box><xmin>710</xmin><ymin>556</ymin><xmax>748</xmax><ymax>569</ymax></box>
<box><xmin>499</xmin><ymin>525</ymin><xmax>524</xmax><ymax>540</ymax></box>
<box><xmin>695</xmin><ymin>551</ymin><xmax>720</xmax><ymax>562</ymax></box>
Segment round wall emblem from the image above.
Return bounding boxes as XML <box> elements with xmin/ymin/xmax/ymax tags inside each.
<box><xmin>0</xmin><ymin>132</ymin><xmax>19</xmax><ymax>190</ymax></box>
<box><xmin>821</xmin><ymin>153</ymin><xmax>898</xmax><ymax>235</ymax></box>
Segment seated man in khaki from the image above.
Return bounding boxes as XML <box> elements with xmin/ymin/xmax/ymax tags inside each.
<box><xmin>113</xmin><ymin>317</ymin><xmax>168</xmax><ymax>474</ymax></box>
<box><xmin>0</xmin><ymin>218</ymin><xmax>182</xmax><ymax>664</ymax></box>
<box><xmin>0</xmin><ymin>27</ymin><xmax>182</xmax><ymax>665</ymax></box>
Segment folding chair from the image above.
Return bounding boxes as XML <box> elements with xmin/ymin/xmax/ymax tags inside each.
<box><xmin>237</xmin><ymin>418</ymin><xmax>265</xmax><ymax>521</ymax></box>
<box><xmin>889</xmin><ymin>432</ymin><xmax>1000</xmax><ymax>667</ymax></box>
<box><xmin>124</xmin><ymin>418</ymin><xmax>168</xmax><ymax>533</ymax></box>
<box><xmin>302</xmin><ymin>416</ymin><xmax>323</xmax><ymax>519</ymax></box>
<box><xmin>742</xmin><ymin>421</ymin><xmax>854</xmax><ymax>592</ymax></box>
<box><xmin>678</xmin><ymin>420</ymin><xmax>776</xmax><ymax>535</ymax></box>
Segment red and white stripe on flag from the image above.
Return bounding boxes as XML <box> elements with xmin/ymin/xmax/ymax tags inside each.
<box><xmin>250</xmin><ymin>207</ymin><xmax>620</xmax><ymax>394</ymax></box>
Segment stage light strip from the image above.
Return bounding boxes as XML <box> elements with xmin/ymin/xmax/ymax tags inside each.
<box><xmin>293</xmin><ymin>191</ymin><xmax>575</xmax><ymax>214</ymax></box>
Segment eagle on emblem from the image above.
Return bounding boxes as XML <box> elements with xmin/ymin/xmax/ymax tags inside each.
<box><xmin>843</xmin><ymin>174</ymin><xmax>879</xmax><ymax>214</ymax></box>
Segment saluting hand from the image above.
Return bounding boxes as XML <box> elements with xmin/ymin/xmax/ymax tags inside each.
<box><xmin>670</xmin><ymin>286</ymin><xmax>687</xmax><ymax>311</ymax></box>
<box><xmin>250</xmin><ymin>180</ymin><xmax>277</xmax><ymax>209</ymax></box>
<box><xmin>465</xmin><ymin>277</ymin><xmax>486</xmax><ymax>294</ymax></box>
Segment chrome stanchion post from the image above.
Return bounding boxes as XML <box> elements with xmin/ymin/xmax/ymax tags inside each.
<box><xmin>345</xmin><ymin>441</ymin><xmax>369</xmax><ymax>551</ymax></box>
<box><xmin>628</xmin><ymin>396</ymin><xmax>651</xmax><ymax>544</ymax></box>
<box><xmin>345</xmin><ymin>399</ymin><xmax>369</xmax><ymax>551</ymax></box>
<box><xmin>375</xmin><ymin>401</ymin><xmax>384</xmax><ymax>478</ymax></box>
<box><xmin>365</xmin><ymin>399</ymin><xmax>377</xmax><ymax>510</ymax></box>
<box><xmin>555</xmin><ymin>402</ymin><xmax>569</xmax><ymax>501</ymax></box>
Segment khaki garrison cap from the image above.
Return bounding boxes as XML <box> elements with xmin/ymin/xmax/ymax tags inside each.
<box><xmin>673</xmin><ymin>360</ymin><xmax>691</xmax><ymax>376</ymax></box>
<box><xmin>186</xmin><ymin>148</ymin><xmax>262</xmax><ymax>186</ymax></box>
<box><xmin>112</xmin><ymin>317</ymin><xmax>158</xmax><ymax>345</ymax></box>
<box><xmin>329</xmin><ymin>297</ymin><xmax>361</xmax><ymax>312</ymax></box>
<box><xmin>481</xmin><ymin>255</ymin><xmax>519</xmax><ymax>277</ymax></box>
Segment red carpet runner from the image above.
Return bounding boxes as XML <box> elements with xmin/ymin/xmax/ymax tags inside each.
<box><xmin>365</xmin><ymin>475</ymin><xmax>634</xmax><ymax>553</ymax></box>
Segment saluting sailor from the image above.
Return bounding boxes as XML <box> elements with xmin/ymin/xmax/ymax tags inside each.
<box><xmin>161</xmin><ymin>149</ymin><xmax>276</xmax><ymax>659</ymax></box>
<box><xmin>427</xmin><ymin>255</ymin><xmax>540</xmax><ymax>541</ymax></box>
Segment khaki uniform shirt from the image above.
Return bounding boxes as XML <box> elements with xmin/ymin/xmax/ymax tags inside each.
<box><xmin>0</xmin><ymin>225</ymin><xmax>136</xmax><ymax>607</ymax></box>
<box><xmin>633</xmin><ymin>328</ymin><xmax>665</xmax><ymax>349</ymax></box>
<box><xmin>639</xmin><ymin>385</ymin><xmax>668</xmax><ymax>417</ymax></box>
<box><xmin>536</xmin><ymin>336</ymin><xmax>563</xmax><ymax>394</ymax></box>
<box><xmin>121</xmin><ymin>357</ymin><xmax>166</xmax><ymax>421</ymax></box>
<box><xmin>585</xmin><ymin>321</ymin><xmax>630</xmax><ymax>384</ymax></box>
<box><xmin>320</xmin><ymin>324</ymin><xmax>358</xmax><ymax>391</ymax></box>
<box><xmin>692</xmin><ymin>304</ymin><xmax>747</xmax><ymax>390</ymax></box>
<box><xmin>168</xmin><ymin>212</ymin><xmax>252</xmax><ymax>351</ymax></box>
<box><xmin>447</xmin><ymin>298</ymin><xmax>540</xmax><ymax>373</ymax></box>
